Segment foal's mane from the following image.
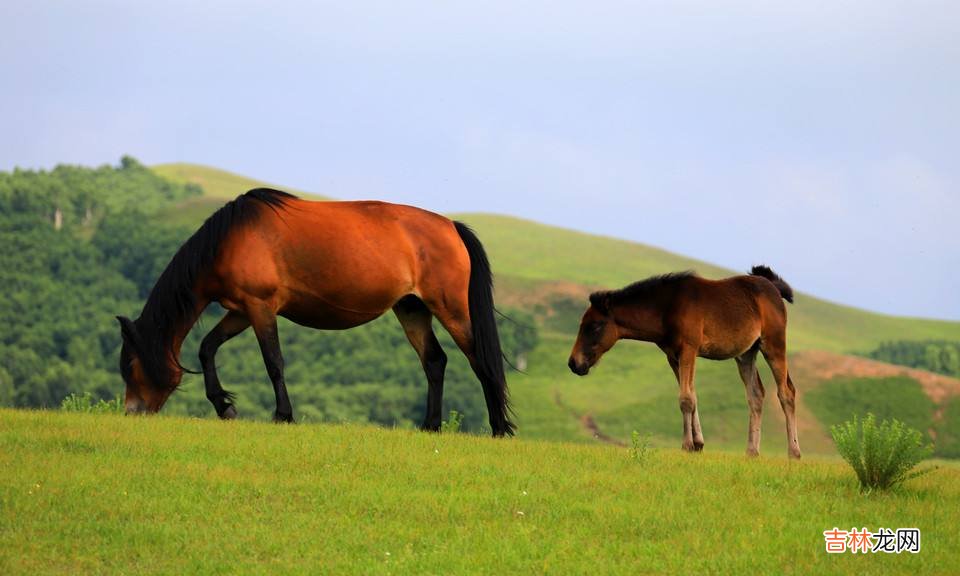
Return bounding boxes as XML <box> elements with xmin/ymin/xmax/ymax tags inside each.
<box><xmin>591</xmin><ymin>271</ymin><xmax>696</xmax><ymax>308</ymax></box>
<box><xmin>129</xmin><ymin>188</ymin><xmax>296</xmax><ymax>390</ymax></box>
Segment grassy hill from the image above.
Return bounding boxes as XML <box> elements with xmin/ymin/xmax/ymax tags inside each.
<box><xmin>151</xmin><ymin>163</ymin><xmax>327</xmax><ymax>228</ymax></box>
<box><xmin>153</xmin><ymin>163</ymin><xmax>960</xmax><ymax>456</ymax></box>
<box><xmin>1</xmin><ymin>410</ymin><xmax>956</xmax><ymax>574</ymax></box>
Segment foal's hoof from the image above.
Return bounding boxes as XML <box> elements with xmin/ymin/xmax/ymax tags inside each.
<box><xmin>682</xmin><ymin>441</ymin><xmax>697</xmax><ymax>452</ymax></box>
<box><xmin>788</xmin><ymin>449</ymin><xmax>802</xmax><ymax>460</ymax></box>
<box><xmin>219</xmin><ymin>405</ymin><xmax>238</xmax><ymax>420</ymax></box>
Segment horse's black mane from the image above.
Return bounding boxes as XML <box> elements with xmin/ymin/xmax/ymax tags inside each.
<box><xmin>591</xmin><ymin>271</ymin><xmax>696</xmax><ymax>308</ymax></box>
<box><xmin>129</xmin><ymin>188</ymin><xmax>296</xmax><ymax>390</ymax></box>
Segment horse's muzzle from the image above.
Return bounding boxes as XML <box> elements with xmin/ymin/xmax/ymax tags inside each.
<box><xmin>125</xmin><ymin>398</ymin><xmax>147</xmax><ymax>415</ymax></box>
<box><xmin>568</xmin><ymin>357</ymin><xmax>589</xmax><ymax>376</ymax></box>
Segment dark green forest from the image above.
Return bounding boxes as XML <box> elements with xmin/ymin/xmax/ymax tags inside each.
<box><xmin>0</xmin><ymin>157</ymin><xmax>536</xmax><ymax>432</ymax></box>
<box><xmin>866</xmin><ymin>340</ymin><xmax>960</xmax><ymax>379</ymax></box>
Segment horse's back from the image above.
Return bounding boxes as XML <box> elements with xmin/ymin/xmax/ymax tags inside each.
<box><xmin>280</xmin><ymin>199</ymin><xmax>467</xmax><ymax>282</ymax></box>
<box><xmin>683</xmin><ymin>276</ymin><xmax>784</xmax><ymax>359</ymax></box>
<box><xmin>209</xmin><ymin>199</ymin><xmax>468</xmax><ymax>327</ymax></box>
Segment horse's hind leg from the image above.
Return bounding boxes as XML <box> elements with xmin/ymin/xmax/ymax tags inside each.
<box><xmin>393</xmin><ymin>296</ymin><xmax>448</xmax><ymax>432</ymax></box>
<box><xmin>760</xmin><ymin>335</ymin><xmax>801</xmax><ymax>459</ymax></box>
<box><xmin>248</xmin><ymin>307</ymin><xmax>294</xmax><ymax>423</ymax></box>
<box><xmin>199</xmin><ymin>310</ymin><xmax>250</xmax><ymax>419</ymax></box>
<box><xmin>735</xmin><ymin>346</ymin><xmax>764</xmax><ymax>456</ymax></box>
<box><xmin>430</xmin><ymin>305</ymin><xmax>512</xmax><ymax>437</ymax></box>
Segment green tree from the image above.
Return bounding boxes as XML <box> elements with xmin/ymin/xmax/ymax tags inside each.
<box><xmin>0</xmin><ymin>367</ymin><xmax>13</xmax><ymax>407</ymax></box>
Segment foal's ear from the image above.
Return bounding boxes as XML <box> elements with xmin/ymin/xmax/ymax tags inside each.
<box><xmin>589</xmin><ymin>292</ymin><xmax>612</xmax><ymax>314</ymax></box>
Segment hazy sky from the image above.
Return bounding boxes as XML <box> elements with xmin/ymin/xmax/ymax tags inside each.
<box><xmin>2</xmin><ymin>1</ymin><xmax>958</xmax><ymax>319</ymax></box>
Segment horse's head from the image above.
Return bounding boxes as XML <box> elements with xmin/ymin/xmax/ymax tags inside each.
<box><xmin>568</xmin><ymin>292</ymin><xmax>619</xmax><ymax>376</ymax></box>
<box><xmin>117</xmin><ymin>316</ymin><xmax>176</xmax><ymax>414</ymax></box>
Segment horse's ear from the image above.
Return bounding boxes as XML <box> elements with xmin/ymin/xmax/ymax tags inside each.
<box><xmin>589</xmin><ymin>292</ymin><xmax>611</xmax><ymax>314</ymax></box>
<box><xmin>116</xmin><ymin>316</ymin><xmax>137</xmax><ymax>342</ymax></box>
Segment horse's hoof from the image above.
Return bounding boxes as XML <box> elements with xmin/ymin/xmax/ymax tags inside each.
<box><xmin>219</xmin><ymin>405</ymin><xmax>238</xmax><ymax>420</ymax></box>
<box><xmin>746</xmin><ymin>448</ymin><xmax>760</xmax><ymax>457</ymax></box>
<box><xmin>693</xmin><ymin>442</ymin><xmax>705</xmax><ymax>452</ymax></box>
<box><xmin>682</xmin><ymin>441</ymin><xmax>696</xmax><ymax>452</ymax></box>
<box><xmin>273</xmin><ymin>412</ymin><xmax>295</xmax><ymax>424</ymax></box>
<box><xmin>788</xmin><ymin>450</ymin><xmax>802</xmax><ymax>460</ymax></box>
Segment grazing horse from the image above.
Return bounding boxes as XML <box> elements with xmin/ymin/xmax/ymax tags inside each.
<box><xmin>567</xmin><ymin>267</ymin><xmax>801</xmax><ymax>458</ymax></box>
<box><xmin>116</xmin><ymin>188</ymin><xmax>515</xmax><ymax>436</ymax></box>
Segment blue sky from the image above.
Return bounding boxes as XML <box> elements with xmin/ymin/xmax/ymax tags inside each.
<box><xmin>2</xmin><ymin>1</ymin><xmax>958</xmax><ymax>319</ymax></box>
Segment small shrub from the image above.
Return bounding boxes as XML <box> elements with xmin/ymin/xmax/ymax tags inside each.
<box><xmin>629</xmin><ymin>430</ymin><xmax>652</xmax><ymax>464</ymax></box>
<box><xmin>831</xmin><ymin>413</ymin><xmax>934</xmax><ymax>491</ymax></box>
<box><xmin>441</xmin><ymin>410</ymin><xmax>464</xmax><ymax>434</ymax></box>
<box><xmin>61</xmin><ymin>392</ymin><xmax>124</xmax><ymax>414</ymax></box>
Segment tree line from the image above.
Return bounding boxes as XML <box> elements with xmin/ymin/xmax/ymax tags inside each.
<box><xmin>866</xmin><ymin>340</ymin><xmax>960</xmax><ymax>378</ymax></box>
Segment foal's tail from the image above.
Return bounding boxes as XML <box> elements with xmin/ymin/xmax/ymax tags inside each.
<box><xmin>751</xmin><ymin>265</ymin><xmax>794</xmax><ymax>303</ymax></box>
<box><xmin>453</xmin><ymin>221</ymin><xmax>516</xmax><ymax>436</ymax></box>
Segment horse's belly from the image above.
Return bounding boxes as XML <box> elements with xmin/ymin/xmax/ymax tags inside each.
<box><xmin>699</xmin><ymin>330</ymin><xmax>760</xmax><ymax>360</ymax></box>
<box><xmin>279</xmin><ymin>293</ymin><xmax>395</xmax><ymax>330</ymax></box>
<box><xmin>279</xmin><ymin>294</ymin><xmax>385</xmax><ymax>330</ymax></box>
<box><xmin>699</xmin><ymin>344</ymin><xmax>747</xmax><ymax>360</ymax></box>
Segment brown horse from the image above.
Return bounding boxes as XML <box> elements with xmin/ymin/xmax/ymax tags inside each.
<box><xmin>116</xmin><ymin>188</ymin><xmax>515</xmax><ymax>436</ymax></box>
<box><xmin>568</xmin><ymin>267</ymin><xmax>801</xmax><ymax>458</ymax></box>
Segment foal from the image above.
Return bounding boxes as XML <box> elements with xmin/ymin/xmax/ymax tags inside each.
<box><xmin>568</xmin><ymin>266</ymin><xmax>801</xmax><ymax>459</ymax></box>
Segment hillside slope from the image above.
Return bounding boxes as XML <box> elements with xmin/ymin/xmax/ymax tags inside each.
<box><xmin>151</xmin><ymin>163</ymin><xmax>327</xmax><ymax>228</ymax></box>
<box><xmin>2</xmin><ymin>410</ymin><xmax>956</xmax><ymax>574</ymax></box>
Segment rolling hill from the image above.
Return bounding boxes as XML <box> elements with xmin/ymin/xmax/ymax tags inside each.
<box><xmin>152</xmin><ymin>163</ymin><xmax>960</xmax><ymax>456</ymax></box>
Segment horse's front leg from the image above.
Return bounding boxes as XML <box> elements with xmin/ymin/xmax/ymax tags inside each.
<box><xmin>674</xmin><ymin>348</ymin><xmax>701</xmax><ymax>452</ymax></box>
<box><xmin>691</xmin><ymin>404</ymin><xmax>705</xmax><ymax>451</ymax></box>
<box><xmin>199</xmin><ymin>311</ymin><xmax>250</xmax><ymax>419</ymax></box>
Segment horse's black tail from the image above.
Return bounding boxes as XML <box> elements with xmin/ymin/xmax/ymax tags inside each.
<box><xmin>750</xmin><ymin>265</ymin><xmax>794</xmax><ymax>303</ymax></box>
<box><xmin>453</xmin><ymin>221</ymin><xmax>515</xmax><ymax>437</ymax></box>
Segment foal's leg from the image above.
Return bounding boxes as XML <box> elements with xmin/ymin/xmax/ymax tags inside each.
<box><xmin>249</xmin><ymin>307</ymin><xmax>294</xmax><ymax>423</ymax></box>
<box><xmin>760</xmin><ymin>337</ymin><xmax>801</xmax><ymax>459</ymax></box>
<box><xmin>675</xmin><ymin>347</ymin><xmax>701</xmax><ymax>452</ymax></box>
<box><xmin>668</xmin><ymin>354</ymin><xmax>704</xmax><ymax>451</ymax></box>
<box><xmin>735</xmin><ymin>347</ymin><xmax>764</xmax><ymax>456</ymax></box>
<box><xmin>393</xmin><ymin>296</ymin><xmax>448</xmax><ymax>432</ymax></box>
<box><xmin>198</xmin><ymin>310</ymin><xmax>250</xmax><ymax>419</ymax></box>
<box><xmin>691</xmin><ymin>398</ymin><xmax>705</xmax><ymax>450</ymax></box>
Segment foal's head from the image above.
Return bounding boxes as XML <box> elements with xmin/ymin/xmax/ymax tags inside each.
<box><xmin>116</xmin><ymin>316</ymin><xmax>178</xmax><ymax>414</ymax></box>
<box><xmin>568</xmin><ymin>292</ymin><xmax>620</xmax><ymax>376</ymax></box>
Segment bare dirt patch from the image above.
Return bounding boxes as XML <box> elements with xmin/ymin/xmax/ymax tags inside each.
<box><xmin>553</xmin><ymin>390</ymin><xmax>626</xmax><ymax>446</ymax></box>
<box><xmin>495</xmin><ymin>278</ymin><xmax>593</xmax><ymax>308</ymax></box>
<box><xmin>790</xmin><ymin>350</ymin><xmax>960</xmax><ymax>404</ymax></box>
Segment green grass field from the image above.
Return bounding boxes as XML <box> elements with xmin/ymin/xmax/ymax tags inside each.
<box><xmin>1</xmin><ymin>410</ymin><xmax>957</xmax><ymax>575</ymax></box>
<box><xmin>806</xmin><ymin>377</ymin><xmax>936</xmax><ymax>439</ymax></box>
